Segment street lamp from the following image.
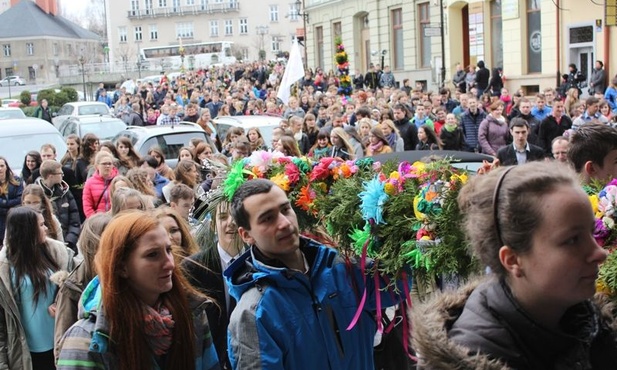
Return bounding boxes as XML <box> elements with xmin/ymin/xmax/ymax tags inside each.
<box><xmin>256</xmin><ymin>25</ymin><xmax>269</xmax><ymax>61</ymax></box>
<box><xmin>295</xmin><ymin>0</ymin><xmax>309</xmax><ymax>64</ymax></box>
<box><xmin>78</xmin><ymin>56</ymin><xmax>87</xmax><ymax>101</ymax></box>
<box><xmin>136</xmin><ymin>40</ymin><xmax>142</xmax><ymax>79</ymax></box>
<box><xmin>179</xmin><ymin>37</ymin><xmax>185</xmax><ymax>73</ymax></box>
<box><xmin>439</xmin><ymin>0</ymin><xmax>446</xmax><ymax>88</ymax></box>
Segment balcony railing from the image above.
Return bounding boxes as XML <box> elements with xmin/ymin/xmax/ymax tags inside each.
<box><xmin>128</xmin><ymin>3</ymin><xmax>239</xmax><ymax>18</ymax></box>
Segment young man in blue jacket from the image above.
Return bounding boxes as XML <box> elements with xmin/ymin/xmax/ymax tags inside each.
<box><xmin>225</xmin><ymin>179</ymin><xmax>411</xmax><ymax>370</ymax></box>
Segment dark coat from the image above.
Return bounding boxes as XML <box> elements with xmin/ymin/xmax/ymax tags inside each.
<box><xmin>184</xmin><ymin>250</ymin><xmax>234</xmax><ymax>370</ymax></box>
<box><xmin>460</xmin><ymin>108</ymin><xmax>487</xmax><ymax>152</ymax></box>
<box><xmin>412</xmin><ymin>278</ymin><xmax>617</xmax><ymax>370</ymax></box>
<box><xmin>440</xmin><ymin>127</ymin><xmax>465</xmax><ymax>151</ymax></box>
<box><xmin>0</xmin><ymin>179</ymin><xmax>22</xmax><ymax>243</ymax></box>
<box><xmin>393</xmin><ymin>117</ymin><xmax>419</xmax><ymax>151</ymax></box>
<box><xmin>538</xmin><ymin>115</ymin><xmax>573</xmax><ymax>154</ymax></box>
<box><xmin>36</xmin><ymin>178</ymin><xmax>81</xmax><ymax>249</ymax></box>
<box><xmin>496</xmin><ymin>143</ymin><xmax>545</xmax><ymax>166</ymax></box>
<box><xmin>475</xmin><ymin>65</ymin><xmax>490</xmax><ymax>92</ymax></box>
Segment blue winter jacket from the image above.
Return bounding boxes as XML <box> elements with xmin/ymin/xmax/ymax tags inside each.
<box><xmin>224</xmin><ymin>237</ymin><xmax>412</xmax><ymax>370</ymax></box>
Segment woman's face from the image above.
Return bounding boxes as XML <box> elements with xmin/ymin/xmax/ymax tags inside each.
<box><xmin>123</xmin><ymin>225</ymin><xmax>174</xmax><ymax>306</ymax></box>
<box><xmin>117</xmin><ymin>143</ymin><xmax>129</xmax><ymax>157</ymax></box>
<box><xmin>381</xmin><ymin>125</ymin><xmax>392</xmax><ymax>136</ymax></box>
<box><xmin>97</xmin><ymin>157</ymin><xmax>115</xmax><ymax>178</ymax></box>
<box><xmin>185</xmin><ymin>164</ymin><xmax>199</xmax><ymax>183</ymax></box>
<box><xmin>67</xmin><ymin>139</ymin><xmax>79</xmax><ymax>154</ymax></box>
<box><xmin>160</xmin><ymin>215</ymin><xmax>182</xmax><ymax>246</ymax></box>
<box><xmin>275</xmin><ymin>139</ymin><xmax>285</xmax><ymax>154</ymax></box>
<box><xmin>248</xmin><ymin>130</ymin><xmax>259</xmax><ymax>142</ymax></box>
<box><xmin>179</xmin><ymin>149</ymin><xmax>193</xmax><ymax>161</ymax></box>
<box><xmin>417</xmin><ymin>128</ymin><xmax>427</xmax><ymax>141</ymax></box>
<box><xmin>511</xmin><ymin>186</ymin><xmax>607</xmax><ymax>314</ymax></box>
<box><xmin>216</xmin><ymin>204</ymin><xmax>238</xmax><ymax>251</ymax></box>
<box><xmin>90</xmin><ymin>140</ymin><xmax>100</xmax><ymax>152</ymax></box>
<box><xmin>368</xmin><ymin>132</ymin><xmax>379</xmax><ymax>145</ymax></box>
<box><xmin>26</xmin><ymin>155</ymin><xmax>37</xmax><ymax>170</ymax></box>
<box><xmin>491</xmin><ymin>105</ymin><xmax>504</xmax><ymax>117</ymax></box>
<box><xmin>150</xmin><ymin>152</ymin><xmax>162</xmax><ymax>165</ymax></box>
<box><xmin>230</xmin><ymin>134</ymin><xmax>239</xmax><ymax>143</ymax></box>
<box><xmin>36</xmin><ymin>212</ymin><xmax>47</xmax><ymax>244</ymax></box>
<box><xmin>0</xmin><ymin>159</ymin><xmax>7</xmax><ymax>180</ymax></box>
<box><xmin>359</xmin><ymin>124</ymin><xmax>370</xmax><ymax>137</ymax></box>
<box><xmin>317</xmin><ymin>137</ymin><xmax>328</xmax><ymax>148</ymax></box>
<box><xmin>600</xmin><ymin>104</ymin><xmax>610</xmax><ymax>117</ymax></box>
<box><xmin>23</xmin><ymin>194</ymin><xmax>42</xmax><ymax>212</ymax></box>
<box><xmin>305</xmin><ymin>118</ymin><xmax>316</xmax><ymax>129</ymax></box>
<box><xmin>330</xmin><ymin>134</ymin><xmax>341</xmax><ymax>147</ymax></box>
<box><xmin>576</xmin><ymin>104</ymin><xmax>585</xmax><ymax>116</ymax></box>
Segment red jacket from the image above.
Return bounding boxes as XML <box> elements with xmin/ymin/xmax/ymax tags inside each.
<box><xmin>82</xmin><ymin>168</ymin><xmax>118</xmax><ymax>218</ymax></box>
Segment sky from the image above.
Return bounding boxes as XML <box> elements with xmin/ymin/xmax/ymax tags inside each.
<box><xmin>59</xmin><ymin>0</ymin><xmax>89</xmax><ymax>18</ymax></box>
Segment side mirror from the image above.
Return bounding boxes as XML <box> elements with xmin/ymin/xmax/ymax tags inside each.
<box><xmin>52</xmin><ymin>112</ymin><xmax>57</xmax><ymax>117</ymax></box>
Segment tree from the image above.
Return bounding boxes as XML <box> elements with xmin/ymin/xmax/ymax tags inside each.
<box><xmin>59</xmin><ymin>0</ymin><xmax>106</xmax><ymax>40</ymax></box>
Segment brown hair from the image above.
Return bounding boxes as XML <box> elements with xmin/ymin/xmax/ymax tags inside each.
<box><xmin>95</xmin><ymin>211</ymin><xmax>200</xmax><ymax>370</ymax></box>
<box><xmin>22</xmin><ymin>184</ymin><xmax>62</xmax><ymax>241</ymax></box>
<box><xmin>458</xmin><ymin>162</ymin><xmax>579</xmax><ymax>276</ymax></box>
<box><xmin>154</xmin><ymin>206</ymin><xmax>199</xmax><ymax>259</ymax></box>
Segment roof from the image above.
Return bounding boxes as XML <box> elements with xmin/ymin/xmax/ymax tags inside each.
<box><xmin>0</xmin><ymin>0</ymin><xmax>101</xmax><ymax>40</ymax></box>
<box><xmin>0</xmin><ymin>118</ymin><xmax>62</xmax><ymax>135</ymax></box>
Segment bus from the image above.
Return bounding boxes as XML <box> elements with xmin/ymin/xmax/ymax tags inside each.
<box><xmin>140</xmin><ymin>41</ymin><xmax>236</xmax><ymax>70</ymax></box>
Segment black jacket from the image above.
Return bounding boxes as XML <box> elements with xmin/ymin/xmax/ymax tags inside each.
<box><xmin>475</xmin><ymin>66</ymin><xmax>490</xmax><ymax>92</ymax></box>
<box><xmin>36</xmin><ymin>178</ymin><xmax>81</xmax><ymax>250</ymax></box>
<box><xmin>440</xmin><ymin>127</ymin><xmax>464</xmax><ymax>151</ymax></box>
<box><xmin>393</xmin><ymin>117</ymin><xmax>419</xmax><ymax>151</ymax></box>
<box><xmin>538</xmin><ymin>115</ymin><xmax>573</xmax><ymax>154</ymax></box>
<box><xmin>496</xmin><ymin>143</ymin><xmax>545</xmax><ymax>166</ymax></box>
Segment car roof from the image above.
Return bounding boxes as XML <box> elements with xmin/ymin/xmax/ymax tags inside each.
<box><xmin>121</xmin><ymin>122</ymin><xmax>203</xmax><ymax>134</ymax></box>
<box><xmin>0</xmin><ymin>118</ymin><xmax>61</xmax><ymax>135</ymax></box>
<box><xmin>70</xmin><ymin>116</ymin><xmax>124</xmax><ymax>124</ymax></box>
<box><xmin>213</xmin><ymin>115</ymin><xmax>283</xmax><ymax>128</ymax></box>
<box><xmin>63</xmin><ymin>102</ymin><xmax>109</xmax><ymax>107</ymax></box>
<box><xmin>0</xmin><ymin>107</ymin><xmax>23</xmax><ymax>111</ymax></box>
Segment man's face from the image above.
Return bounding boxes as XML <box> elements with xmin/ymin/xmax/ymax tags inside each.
<box><xmin>545</xmin><ymin>91</ymin><xmax>554</xmax><ymax>103</ymax></box>
<box><xmin>237</xmin><ymin>185</ymin><xmax>300</xmax><ymax>258</ymax></box>
<box><xmin>553</xmin><ymin>102</ymin><xmax>565</xmax><ymax>117</ymax></box>
<box><xmin>436</xmin><ymin>110</ymin><xmax>446</xmax><ymax>121</ymax></box>
<box><xmin>596</xmin><ymin>61</ymin><xmax>602</xmax><ymax>70</ymax></box>
<box><xmin>393</xmin><ymin>109</ymin><xmax>405</xmax><ymax>121</ymax></box>
<box><xmin>510</xmin><ymin>125</ymin><xmax>529</xmax><ymax>147</ymax></box>
<box><xmin>536</xmin><ymin>99</ymin><xmax>545</xmax><ymax>110</ymax></box>
<box><xmin>171</xmin><ymin>197</ymin><xmax>194</xmax><ymax>220</ymax></box>
<box><xmin>592</xmin><ymin>149</ymin><xmax>617</xmax><ymax>183</ymax></box>
<box><xmin>552</xmin><ymin>140</ymin><xmax>569</xmax><ymax>163</ymax></box>
<box><xmin>519</xmin><ymin>101</ymin><xmax>532</xmax><ymax>115</ymax></box>
<box><xmin>468</xmin><ymin>99</ymin><xmax>478</xmax><ymax>112</ymax></box>
<box><xmin>587</xmin><ymin>103</ymin><xmax>599</xmax><ymax>116</ymax></box>
<box><xmin>415</xmin><ymin>106</ymin><xmax>425</xmax><ymax>118</ymax></box>
<box><xmin>41</xmin><ymin>148</ymin><xmax>55</xmax><ymax>161</ymax></box>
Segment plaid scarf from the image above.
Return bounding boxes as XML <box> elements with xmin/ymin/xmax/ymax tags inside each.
<box><xmin>143</xmin><ymin>303</ymin><xmax>175</xmax><ymax>356</ymax></box>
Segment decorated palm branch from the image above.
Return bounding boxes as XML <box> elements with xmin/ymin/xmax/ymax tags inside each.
<box><xmin>589</xmin><ymin>179</ymin><xmax>617</xmax><ymax>297</ymax></box>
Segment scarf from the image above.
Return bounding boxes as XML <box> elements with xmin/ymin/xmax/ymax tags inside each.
<box><xmin>312</xmin><ymin>146</ymin><xmax>330</xmax><ymax>159</ymax></box>
<box><xmin>386</xmin><ymin>132</ymin><xmax>397</xmax><ymax>148</ymax></box>
<box><xmin>444</xmin><ymin>123</ymin><xmax>457</xmax><ymax>132</ymax></box>
<box><xmin>143</xmin><ymin>303</ymin><xmax>175</xmax><ymax>356</ymax></box>
<box><xmin>369</xmin><ymin>140</ymin><xmax>384</xmax><ymax>153</ymax></box>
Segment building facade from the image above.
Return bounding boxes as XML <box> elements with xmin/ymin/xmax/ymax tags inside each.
<box><xmin>305</xmin><ymin>0</ymin><xmax>617</xmax><ymax>94</ymax></box>
<box><xmin>0</xmin><ymin>0</ymin><xmax>101</xmax><ymax>84</ymax></box>
<box><xmin>106</xmin><ymin>0</ymin><xmax>304</xmax><ymax>72</ymax></box>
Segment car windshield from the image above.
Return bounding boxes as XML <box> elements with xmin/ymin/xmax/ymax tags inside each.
<box><xmin>82</xmin><ymin>121</ymin><xmax>127</xmax><ymax>140</ymax></box>
<box><xmin>78</xmin><ymin>105</ymin><xmax>110</xmax><ymax>116</ymax></box>
<box><xmin>0</xmin><ymin>133</ymin><xmax>66</xmax><ymax>175</ymax></box>
<box><xmin>217</xmin><ymin>124</ymin><xmax>275</xmax><ymax>148</ymax></box>
<box><xmin>0</xmin><ymin>110</ymin><xmax>26</xmax><ymax>119</ymax></box>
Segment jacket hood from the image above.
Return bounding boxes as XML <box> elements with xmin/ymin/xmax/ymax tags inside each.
<box><xmin>35</xmin><ymin>177</ymin><xmax>70</xmax><ymax>199</ymax></box>
<box><xmin>78</xmin><ymin>275</ymin><xmax>102</xmax><ymax>320</ymax></box>
<box><xmin>223</xmin><ymin>237</ymin><xmax>337</xmax><ymax>302</ymax></box>
<box><xmin>477</xmin><ymin>60</ymin><xmax>485</xmax><ymax>68</ymax></box>
<box><xmin>411</xmin><ymin>278</ymin><xmax>511</xmax><ymax>370</ymax></box>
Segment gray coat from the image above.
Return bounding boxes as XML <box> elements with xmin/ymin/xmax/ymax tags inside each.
<box><xmin>590</xmin><ymin>67</ymin><xmax>607</xmax><ymax>95</ymax></box>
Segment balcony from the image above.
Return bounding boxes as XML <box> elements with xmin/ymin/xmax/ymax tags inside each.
<box><xmin>127</xmin><ymin>2</ymin><xmax>239</xmax><ymax>19</ymax></box>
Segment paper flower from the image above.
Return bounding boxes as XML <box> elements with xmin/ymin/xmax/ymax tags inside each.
<box><xmin>223</xmin><ymin>160</ymin><xmax>250</xmax><ymax>200</ymax></box>
<box><xmin>296</xmin><ymin>185</ymin><xmax>316</xmax><ymax>212</ymax></box>
<box><xmin>359</xmin><ymin>176</ymin><xmax>389</xmax><ymax>225</ymax></box>
<box><xmin>270</xmin><ymin>173</ymin><xmax>290</xmax><ymax>192</ymax></box>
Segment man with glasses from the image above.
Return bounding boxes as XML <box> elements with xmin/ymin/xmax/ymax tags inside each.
<box><xmin>35</xmin><ymin>160</ymin><xmax>81</xmax><ymax>251</ymax></box>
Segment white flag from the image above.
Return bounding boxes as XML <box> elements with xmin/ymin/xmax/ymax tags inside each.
<box><xmin>277</xmin><ymin>39</ymin><xmax>305</xmax><ymax>105</ymax></box>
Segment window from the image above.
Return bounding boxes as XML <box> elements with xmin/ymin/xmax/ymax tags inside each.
<box><xmin>149</xmin><ymin>25</ymin><xmax>158</xmax><ymax>40</ymax></box>
<box><xmin>145</xmin><ymin>0</ymin><xmax>153</xmax><ymax>14</ymax></box>
<box><xmin>271</xmin><ymin>37</ymin><xmax>280</xmax><ymax>52</ymax></box>
<box><xmin>26</xmin><ymin>42</ymin><xmax>34</xmax><ymax>55</ymax></box>
<box><xmin>2</xmin><ymin>44</ymin><xmax>10</xmax><ymax>57</ymax></box>
<box><xmin>119</xmin><ymin>27</ymin><xmax>127</xmax><ymax>42</ymax></box>
<box><xmin>225</xmin><ymin>20</ymin><xmax>233</xmax><ymax>35</ymax></box>
<box><xmin>332</xmin><ymin>21</ymin><xmax>341</xmax><ymax>54</ymax></box>
<box><xmin>418</xmin><ymin>3</ymin><xmax>431</xmax><ymax>68</ymax></box>
<box><xmin>269</xmin><ymin>5</ymin><xmax>278</xmax><ymax>22</ymax></box>
<box><xmin>53</xmin><ymin>43</ymin><xmax>58</xmax><ymax>56</ymax></box>
<box><xmin>200</xmin><ymin>0</ymin><xmax>207</xmax><ymax>10</ymax></box>
<box><xmin>289</xmin><ymin>3</ymin><xmax>298</xmax><ymax>21</ymax></box>
<box><xmin>159</xmin><ymin>0</ymin><xmax>167</xmax><ymax>7</ymax></box>
<box><xmin>490</xmin><ymin>0</ymin><xmax>503</xmax><ymax>69</ymax></box>
<box><xmin>241</xmin><ymin>47</ymin><xmax>249</xmax><ymax>60</ymax></box>
<box><xmin>176</xmin><ymin>22</ymin><xmax>194</xmax><ymax>38</ymax></box>
<box><xmin>527</xmin><ymin>0</ymin><xmax>541</xmax><ymax>73</ymax></box>
<box><xmin>134</xmin><ymin>26</ymin><xmax>143</xmax><ymax>41</ymax></box>
<box><xmin>315</xmin><ymin>26</ymin><xmax>324</xmax><ymax>69</ymax></box>
<box><xmin>172</xmin><ymin>0</ymin><xmax>180</xmax><ymax>11</ymax></box>
<box><xmin>239</xmin><ymin>18</ymin><xmax>248</xmax><ymax>34</ymax></box>
<box><xmin>210</xmin><ymin>20</ymin><xmax>219</xmax><ymax>37</ymax></box>
<box><xmin>392</xmin><ymin>8</ymin><xmax>403</xmax><ymax>70</ymax></box>
<box><xmin>131</xmin><ymin>0</ymin><xmax>139</xmax><ymax>12</ymax></box>
<box><xmin>186</xmin><ymin>0</ymin><xmax>195</xmax><ymax>4</ymax></box>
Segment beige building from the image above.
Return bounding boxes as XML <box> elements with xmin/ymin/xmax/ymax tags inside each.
<box><xmin>305</xmin><ymin>0</ymin><xmax>617</xmax><ymax>94</ymax></box>
<box><xmin>0</xmin><ymin>0</ymin><xmax>101</xmax><ymax>84</ymax></box>
<box><xmin>106</xmin><ymin>0</ymin><xmax>304</xmax><ymax>72</ymax></box>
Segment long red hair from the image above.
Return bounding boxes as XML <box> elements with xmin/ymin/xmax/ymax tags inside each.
<box><xmin>95</xmin><ymin>211</ymin><xmax>198</xmax><ymax>370</ymax></box>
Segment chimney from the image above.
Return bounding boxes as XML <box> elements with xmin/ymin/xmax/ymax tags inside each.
<box><xmin>10</xmin><ymin>0</ymin><xmax>20</xmax><ymax>6</ymax></box>
<box><xmin>35</xmin><ymin>0</ymin><xmax>58</xmax><ymax>15</ymax></box>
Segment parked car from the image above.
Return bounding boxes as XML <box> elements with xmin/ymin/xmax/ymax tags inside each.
<box><xmin>0</xmin><ymin>75</ymin><xmax>26</xmax><ymax>86</ymax></box>
<box><xmin>52</xmin><ymin>101</ymin><xmax>113</xmax><ymax>128</ymax></box>
<box><xmin>213</xmin><ymin>115</ymin><xmax>283</xmax><ymax>149</ymax></box>
<box><xmin>58</xmin><ymin>116</ymin><xmax>127</xmax><ymax>141</ymax></box>
<box><xmin>0</xmin><ymin>119</ymin><xmax>66</xmax><ymax>175</ymax></box>
<box><xmin>0</xmin><ymin>107</ymin><xmax>27</xmax><ymax>119</ymax></box>
<box><xmin>112</xmin><ymin>122</ymin><xmax>216</xmax><ymax>168</ymax></box>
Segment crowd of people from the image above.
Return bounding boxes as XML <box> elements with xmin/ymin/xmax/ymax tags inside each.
<box><xmin>1</xmin><ymin>58</ymin><xmax>617</xmax><ymax>369</ymax></box>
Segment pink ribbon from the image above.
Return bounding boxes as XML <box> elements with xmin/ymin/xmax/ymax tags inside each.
<box><xmin>346</xmin><ymin>238</ymin><xmax>370</xmax><ymax>331</ymax></box>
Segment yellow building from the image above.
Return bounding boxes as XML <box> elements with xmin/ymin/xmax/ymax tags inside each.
<box><xmin>304</xmin><ymin>0</ymin><xmax>616</xmax><ymax>94</ymax></box>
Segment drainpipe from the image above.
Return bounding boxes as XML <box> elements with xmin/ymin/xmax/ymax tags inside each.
<box><xmin>604</xmin><ymin>24</ymin><xmax>610</xmax><ymax>86</ymax></box>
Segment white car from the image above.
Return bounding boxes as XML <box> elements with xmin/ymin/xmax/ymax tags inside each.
<box><xmin>52</xmin><ymin>102</ymin><xmax>113</xmax><ymax>128</ymax></box>
<box><xmin>0</xmin><ymin>75</ymin><xmax>26</xmax><ymax>86</ymax></box>
<box><xmin>213</xmin><ymin>115</ymin><xmax>283</xmax><ymax>149</ymax></box>
<box><xmin>0</xmin><ymin>107</ymin><xmax>27</xmax><ymax>119</ymax></box>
